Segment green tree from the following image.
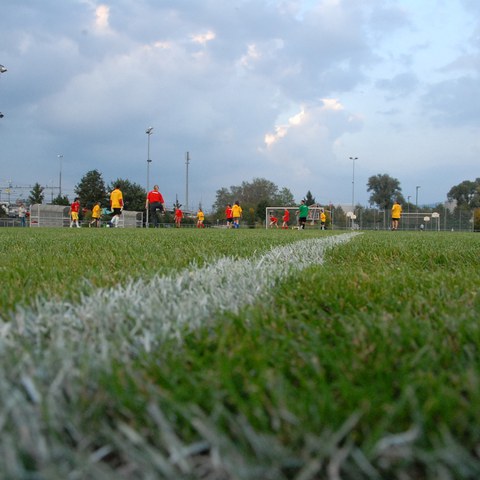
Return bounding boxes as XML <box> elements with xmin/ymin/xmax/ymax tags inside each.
<box><xmin>367</xmin><ymin>174</ymin><xmax>404</xmax><ymax>209</ymax></box>
<box><xmin>51</xmin><ymin>195</ymin><xmax>70</xmax><ymax>206</ymax></box>
<box><xmin>212</xmin><ymin>178</ymin><xmax>295</xmax><ymax>221</ymax></box>
<box><xmin>303</xmin><ymin>190</ymin><xmax>316</xmax><ymax>206</ymax></box>
<box><xmin>447</xmin><ymin>178</ymin><xmax>480</xmax><ymax>208</ymax></box>
<box><xmin>108</xmin><ymin>178</ymin><xmax>146</xmax><ymax>212</ymax></box>
<box><xmin>75</xmin><ymin>170</ymin><xmax>108</xmax><ymax>209</ymax></box>
<box><xmin>275</xmin><ymin>187</ymin><xmax>296</xmax><ymax>206</ymax></box>
<box><xmin>28</xmin><ymin>183</ymin><xmax>45</xmax><ymax>205</ymax></box>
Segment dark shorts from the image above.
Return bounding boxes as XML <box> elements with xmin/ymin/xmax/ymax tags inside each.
<box><xmin>392</xmin><ymin>217</ymin><xmax>400</xmax><ymax>222</ymax></box>
<box><xmin>299</xmin><ymin>217</ymin><xmax>307</xmax><ymax>224</ymax></box>
<box><xmin>226</xmin><ymin>217</ymin><xmax>233</xmax><ymax>222</ymax></box>
<box><xmin>150</xmin><ymin>202</ymin><xmax>163</xmax><ymax>212</ymax></box>
<box><xmin>112</xmin><ymin>208</ymin><xmax>122</xmax><ymax>215</ymax></box>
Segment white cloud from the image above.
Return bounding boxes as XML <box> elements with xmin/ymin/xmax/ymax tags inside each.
<box><xmin>94</xmin><ymin>5</ymin><xmax>111</xmax><ymax>33</ymax></box>
<box><xmin>190</xmin><ymin>30</ymin><xmax>216</xmax><ymax>45</ymax></box>
<box><xmin>1</xmin><ymin>0</ymin><xmax>479</xmax><ymax>208</ymax></box>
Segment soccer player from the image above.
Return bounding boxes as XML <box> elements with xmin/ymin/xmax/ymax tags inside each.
<box><xmin>109</xmin><ymin>184</ymin><xmax>124</xmax><ymax>228</ymax></box>
<box><xmin>18</xmin><ymin>203</ymin><xmax>27</xmax><ymax>227</ymax></box>
<box><xmin>90</xmin><ymin>202</ymin><xmax>101</xmax><ymax>227</ymax></box>
<box><xmin>269</xmin><ymin>213</ymin><xmax>279</xmax><ymax>228</ymax></box>
<box><xmin>70</xmin><ymin>198</ymin><xmax>81</xmax><ymax>228</ymax></box>
<box><xmin>145</xmin><ymin>185</ymin><xmax>165</xmax><ymax>228</ymax></box>
<box><xmin>174</xmin><ymin>207</ymin><xmax>183</xmax><ymax>227</ymax></box>
<box><xmin>298</xmin><ymin>200</ymin><xmax>308</xmax><ymax>230</ymax></box>
<box><xmin>391</xmin><ymin>200</ymin><xmax>402</xmax><ymax>230</ymax></box>
<box><xmin>232</xmin><ymin>201</ymin><xmax>242</xmax><ymax>229</ymax></box>
<box><xmin>282</xmin><ymin>209</ymin><xmax>290</xmax><ymax>229</ymax></box>
<box><xmin>225</xmin><ymin>203</ymin><xmax>233</xmax><ymax>228</ymax></box>
<box><xmin>196</xmin><ymin>208</ymin><xmax>205</xmax><ymax>228</ymax></box>
<box><xmin>320</xmin><ymin>210</ymin><xmax>326</xmax><ymax>230</ymax></box>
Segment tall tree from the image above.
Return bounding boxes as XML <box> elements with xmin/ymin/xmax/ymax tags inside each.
<box><xmin>51</xmin><ymin>195</ymin><xmax>70</xmax><ymax>206</ymax></box>
<box><xmin>108</xmin><ymin>178</ymin><xmax>146</xmax><ymax>212</ymax></box>
<box><xmin>447</xmin><ymin>178</ymin><xmax>480</xmax><ymax>208</ymax></box>
<box><xmin>28</xmin><ymin>183</ymin><xmax>44</xmax><ymax>205</ymax></box>
<box><xmin>75</xmin><ymin>170</ymin><xmax>108</xmax><ymax>209</ymax></box>
<box><xmin>303</xmin><ymin>190</ymin><xmax>316</xmax><ymax>206</ymax></box>
<box><xmin>212</xmin><ymin>178</ymin><xmax>295</xmax><ymax>221</ymax></box>
<box><xmin>367</xmin><ymin>174</ymin><xmax>404</xmax><ymax>209</ymax></box>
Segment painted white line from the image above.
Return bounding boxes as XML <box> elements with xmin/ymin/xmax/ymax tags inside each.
<box><xmin>2</xmin><ymin>233</ymin><xmax>360</xmax><ymax>356</ymax></box>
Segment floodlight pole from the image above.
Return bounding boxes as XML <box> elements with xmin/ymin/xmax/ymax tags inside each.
<box><xmin>350</xmin><ymin>157</ymin><xmax>358</xmax><ymax>228</ymax></box>
<box><xmin>57</xmin><ymin>154</ymin><xmax>63</xmax><ymax>198</ymax></box>
<box><xmin>407</xmin><ymin>195</ymin><xmax>411</xmax><ymax>230</ymax></box>
<box><xmin>145</xmin><ymin>127</ymin><xmax>153</xmax><ymax>227</ymax></box>
<box><xmin>185</xmin><ymin>151</ymin><xmax>190</xmax><ymax>212</ymax></box>
<box><xmin>0</xmin><ymin>64</ymin><xmax>7</xmax><ymax>119</ymax></box>
<box><xmin>415</xmin><ymin>186</ymin><xmax>421</xmax><ymax>229</ymax></box>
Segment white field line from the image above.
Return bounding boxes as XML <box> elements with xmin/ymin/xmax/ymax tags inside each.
<box><xmin>0</xmin><ymin>232</ymin><xmax>360</xmax><ymax>358</ymax></box>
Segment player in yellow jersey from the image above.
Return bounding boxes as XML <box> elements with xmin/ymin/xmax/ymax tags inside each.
<box><xmin>109</xmin><ymin>184</ymin><xmax>124</xmax><ymax>227</ymax></box>
<box><xmin>196</xmin><ymin>208</ymin><xmax>205</xmax><ymax>228</ymax></box>
<box><xmin>391</xmin><ymin>200</ymin><xmax>402</xmax><ymax>230</ymax></box>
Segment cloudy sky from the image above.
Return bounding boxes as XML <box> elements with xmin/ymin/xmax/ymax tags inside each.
<box><xmin>1</xmin><ymin>0</ymin><xmax>479</xmax><ymax>210</ymax></box>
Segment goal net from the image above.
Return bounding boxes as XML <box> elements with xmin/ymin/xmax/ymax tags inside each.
<box><xmin>265</xmin><ymin>206</ymin><xmax>330</xmax><ymax>229</ymax></box>
<box><xmin>399</xmin><ymin>212</ymin><xmax>441</xmax><ymax>231</ymax></box>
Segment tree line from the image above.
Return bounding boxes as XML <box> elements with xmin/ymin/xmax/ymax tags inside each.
<box><xmin>21</xmin><ymin>170</ymin><xmax>480</xmax><ymax>228</ymax></box>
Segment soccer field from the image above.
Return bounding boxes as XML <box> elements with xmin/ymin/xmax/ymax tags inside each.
<box><xmin>1</xmin><ymin>228</ymin><xmax>480</xmax><ymax>479</ymax></box>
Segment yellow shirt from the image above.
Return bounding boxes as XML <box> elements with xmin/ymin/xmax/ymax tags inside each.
<box><xmin>110</xmin><ymin>189</ymin><xmax>123</xmax><ymax>209</ymax></box>
<box><xmin>320</xmin><ymin>212</ymin><xmax>326</xmax><ymax>222</ymax></box>
<box><xmin>232</xmin><ymin>204</ymin><xmax>242</xmax><ymax>218</ymax></box>
<box><xmin>92</xmin><ymin>205</ymin><xmax>101</xmax><ymax>219</ymax></box>
<box><xmin>391</xmin><ymin>203</ymin><xmax>402</xmax><ymax>219</ymax></box>
<box><xmin>197</xmin><ymin>211</ymin><xmax>205</xmax><ymax>221</ymax></box>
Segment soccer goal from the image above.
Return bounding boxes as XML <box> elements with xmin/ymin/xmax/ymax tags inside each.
<box><xmin>400</xmin><ymin>212</ymin><xmax>441</xmax><ymax>231</ymax></box>
<box><xmin>265</xmin><ymin>206</ymin><xmax>329</xmax><ymax>229</ymax></box>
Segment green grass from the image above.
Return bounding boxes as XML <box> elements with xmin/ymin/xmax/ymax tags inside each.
<box><xmin>0</xmin><ymin>227</ymin><xmax>331</xmax><ymax>318</ymax></box>
<box><xmin>1</xmin><ymin>229</ymin><xmax>480</xmax><ymax>479</ymax></box>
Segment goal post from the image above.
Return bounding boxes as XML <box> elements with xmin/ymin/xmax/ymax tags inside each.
<box><xmin>399</xmin><ymin>212</ymin><xmax>441</xmax><ymax>231</ymax></box>
<box><xmin>265</xmin><ymin>206</ymin><xmax>331</xmax><ymax>229</ymax></box>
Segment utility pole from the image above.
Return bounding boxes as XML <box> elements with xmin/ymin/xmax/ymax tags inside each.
<box><xmin>185</xmin><ymin>151</ymin><xmax>190</xmax><ymax>212</ymax></box>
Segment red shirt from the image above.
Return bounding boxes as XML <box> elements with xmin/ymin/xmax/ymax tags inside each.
<box><xmin>147</xmin><ymin>190</ymin><xmax>164</xmax><ymax>203</ymax></box>
<box><xmin>270</xmin><ymin>216</ymin><xmax>278</xmax><ymax>223</ymax></box>
<box><xmin>70</xmin><ymin>201</ymin><xmax>80</xmax><ymax>213</ymax></box>
<box><xmin>225</xmin><ymin>206</ymin><xmax>233</xmax><ymax>218</ymax></box>
<box><xmin>175</xmin><ymin>209</ymin><xmax>183</xmax><ymax>219</ymax></box>
<box><xmin>283</xmin><ymin>210</ymin><xmax>290</xmax><ymax>221</ymax></box>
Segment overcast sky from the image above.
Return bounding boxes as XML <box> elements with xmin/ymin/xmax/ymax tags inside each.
<box><xmin>1</xmin><ymin>0</ymin><xmax>479</xmax><ymax>210</ymax></box>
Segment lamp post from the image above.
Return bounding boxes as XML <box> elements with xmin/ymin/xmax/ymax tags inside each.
<box><xmin>145</xmin><ymin>127</ymin><xmax>154</xmax><ymax>227</ymax></box>
<box><xmin>57</xmin><ymin>154</ymin><xmax>63</xmax><ymax>198</ymax></box>
<box><xmin>349</xmin><ymin>156</ymin><xmax>358</xmax><ymax>228</ymax></box>
<box><xmin>415</xmin><ymin>186</ymin><xmax>421</xmax><ymax>229</ymax></box>
<box><xmin>1</xmin><ymin>64</ymin><xmax>7</xmax><ymax>119</ymax></box>
<box><xmin>185</xmin><ymin>151</ymin><xmax>190</xmax><ymax>212</ymax></box>
<box><xmin>407</xmin><ymin>195</ymin><xmax>411</xmax><ymax>230</ymax></box>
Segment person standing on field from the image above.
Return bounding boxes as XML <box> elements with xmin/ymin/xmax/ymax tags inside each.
<box><xmin>196</xmin><ymin>208</ymin><xmax>205</xmax><ymax>228</ymax></box>
<box><xmin>174</xmin><ymin>206</ymin><xmax>183</xmax><ymax>227</ymax></box>
<box><xmin>109</xmin><ymin>184</ymin><xmax>124</xmax><ymax>228</ymax></box>
<box><xmin>391</xmin><ymin>199</ymin><xmax>402</xmax><ymax>231</ymax></box>
<box><xmin>145</xmin><ymin>184</ymin><xmax>165</xmax><ymax>228</ymax></box>
<box><xmin>232</xmin><ymin>201</ymin><xmax>242</xmax><ymax>229</ymax></box>
<box><xmin>282</xmin><ymin>208</ymin><xmax>290</xmax><ymax>229</ymax></box>
<box><xmin>320</xmin><ymin>210</ymin><xmax>326</xmax><ymax>230</ymax></box>
<box><xmin>18</xmin><ymin>203</ymin><xmax>27</xmax><ymax>227</ymax></box>
<box><xmin>298</xmin><ymin>200</ymin><xmax>309</xmax><ymax>230</ymax></box>
<box><xmin>225</xmin><ymin>203</ymin><xmax>233</xmax><ymax>228</ymax></box>
<box><xmin>90</xmin><ymin>202</ymin><xmax>101</xmax><ymax>227</ymax></box>
<box><xmin>70</xmin><ymin>198</ymin><xmax>81</xmax><ymax>228</ymax></box>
